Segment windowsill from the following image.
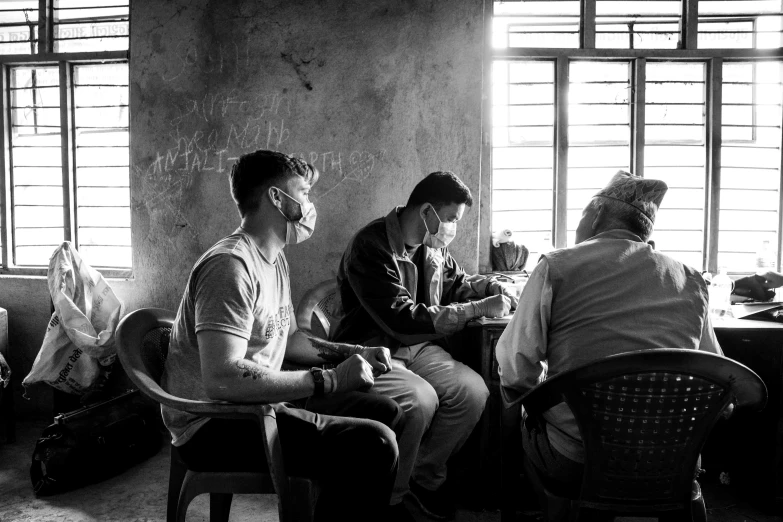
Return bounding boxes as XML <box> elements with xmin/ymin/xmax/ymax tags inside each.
<box><xmin>0</xmin><ymin>269</ymin><xmax>134</xmax><ymax>280</ymax></box>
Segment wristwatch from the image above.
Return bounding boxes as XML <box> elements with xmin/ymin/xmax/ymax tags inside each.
<box><xmin>309</xmin><ymin>367</ymin><xmax>325</xmax><ymax>396</ymax></box>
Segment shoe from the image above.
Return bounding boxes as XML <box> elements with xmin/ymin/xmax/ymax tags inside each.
<box><xmin>382</xmin><ymin>502</ymin><xmax>417</xmax><ymax>522</ymax></box>
<box><xmin>409</xmin><ymin>480</ymin><xmax>456</xmax><ymax>520</ymax></box>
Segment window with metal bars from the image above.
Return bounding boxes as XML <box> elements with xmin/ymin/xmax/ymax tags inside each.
<box><xmin>0</xmin><ymin>0</ymin><xmax>129</xmax><ymax>275</ymax></box>
<box><xmin>488</xmin><ymin>0</ymin><xmax>783</xmax><ymax>275</ymax></box>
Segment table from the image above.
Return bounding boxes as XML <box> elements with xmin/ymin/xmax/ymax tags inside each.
<box><xmin>466</xmin><ymin>316</ymin><xmax>783</xmax><ymax>512</ymax></box>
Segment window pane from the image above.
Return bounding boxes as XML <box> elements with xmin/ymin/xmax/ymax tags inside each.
<box><xmin>492</xmin><ymin>60</ymin><xmax>555</xmax><ymax>265</ymax></box>
<box><xmin>718</xmin><ymin>61</ymin><xmax>783</xmax><ymax>271</ymax></box>
<box><xmin>493</xmin><ymin>1</ymin><xmax>579</xmax><ymax>49</ymax></box>
<box><xmin>74</xmin><ymin>62</ymin><xmax>131</xmax><ymax>270</ymax></box>
<box><xmin>596</xmin><ymin>0</ymin><xmax>681</xmax><ymax>49</ymax></box>
<box><xmin>53</xmin><ymin>0</ymin><xmax>129</xmax><ymax>52</ymax></box>
<box><xmin>567</xmin><ymin>61</ymin><xmax>632</xmax><ymax>242</ymax></box>
<box><xmin>644</xmin><ymin>62</ymin><xmax>707</xmax><ymax>269</ymax></box>
<box><xmin>9</xmin><ymin>66</ymin><xmax>64</xmax><ymax>267</ymax></box>
<box><xmin>698</xmin><ymin>1</ymin><xmax>783</xmax><ymax>49</ymax></box>
<box><xmin>0</xmin><ymin>1</ymin><xmax>39</xmax><ymax>55</ymax></box>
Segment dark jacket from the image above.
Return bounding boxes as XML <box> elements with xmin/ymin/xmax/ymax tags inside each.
<box><xmin>333</xmin><ymin>207</ymin><xmax>497</xmax><ymax>350</ymax></box>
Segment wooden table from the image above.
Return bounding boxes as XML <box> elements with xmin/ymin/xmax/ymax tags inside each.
<box><xmin>466</xmin><ymin>316</ymin><xmax>783</xmax><ymax>512</ymax></box>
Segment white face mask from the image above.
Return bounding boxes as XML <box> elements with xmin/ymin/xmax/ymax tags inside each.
<box><xmin>272</xmin><ymin>187</ymin><xmax>317</xmax><ymax>245</ymax></box>
<box><xmin>422</xmin><ymin>205</ymin><xmax>457</xmax><ymax>249</ymax></box>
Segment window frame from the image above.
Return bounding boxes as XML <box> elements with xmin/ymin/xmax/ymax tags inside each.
<box><xmin>480</xmin><ymin>0</ymin><xmax>783</xmax><ymax>275</ymax></box>
<box><xmin>0</xmin><ymin>0</ymin><xmax>129</xmax><ymax>277</ymax></box>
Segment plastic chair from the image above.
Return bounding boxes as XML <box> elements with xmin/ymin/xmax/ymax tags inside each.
<box><xmin>115</xmin><ymin>308</ymin><xmax>319</xmax><ymax>522</ymax></box>
<box><xmin>501</xmin><ymin>348</ymin><xmax>767</xmax><ymax>522</ymax></box>
<box><xmin>294</xmin><ymin>279</ymin><xmax>341</xmax><ymax>340</ymax></box>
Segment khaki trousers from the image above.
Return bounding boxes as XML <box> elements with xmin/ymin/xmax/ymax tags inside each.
<box><xmin>371</xmin><ymin>342</ymin><xmax>489</xmax><ymax>504</ymax></box>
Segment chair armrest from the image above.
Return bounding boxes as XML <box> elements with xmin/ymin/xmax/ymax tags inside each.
<box><xmin>520</xmin><ymin>382</ymin><xmax>566</xmax><ymax>416</ymax></box>
<box><xmin>173</xmin><ymin>398</ymin><xmax>290</xmax><ymax>500</ymax></box>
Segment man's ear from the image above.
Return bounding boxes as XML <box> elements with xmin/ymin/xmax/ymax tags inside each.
<box><xmin>268</xmin><ymin>186</ymin><xmax>282</xmax><ymax>208</ymax></box>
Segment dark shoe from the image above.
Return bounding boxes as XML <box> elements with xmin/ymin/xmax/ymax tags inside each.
<box><xmin>409</xmin><ymin>481</ymin><xmax>456</xmax><ymax>520</ymax></box>
<box><xmin>383</xmin><ymin>502</ymin><xmax>417</xmax><ymax>522</ymax></box>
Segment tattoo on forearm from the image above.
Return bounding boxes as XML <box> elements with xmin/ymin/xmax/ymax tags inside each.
<box><xmin>236</xmin><ymin>360</ymin><xmax>265</xmax><ymax>380</ymax></box>
<box><xmin>307</xmin><ymin>336</ymin><xmax>347</xmax><ymax>362</ymax></box>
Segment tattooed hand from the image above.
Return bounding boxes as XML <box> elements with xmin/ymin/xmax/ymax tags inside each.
<box><xmin>327</xmin><ymin>354</ymin><xmax>375</xmax><ymax>393</ymax></box>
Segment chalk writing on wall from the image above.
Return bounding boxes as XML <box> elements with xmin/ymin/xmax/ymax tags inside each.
<box><xmin>137</xmin><ymin>85</ymin><xmax>386</xmax><ymax>239</ymax></box>
<box><xmin>162</xmin><ymin>39</ymin><xmax>251</xmax><ymax>83</ymax></box>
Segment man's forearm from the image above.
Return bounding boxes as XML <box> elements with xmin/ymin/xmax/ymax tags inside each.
<box><xmin>284</xmin><ymin>330</ymin><xmax>360</xmax><ymax>366</ymax></box>
<box><xmin>206</xmin><ymin>358</ymin><xmax>315</xmax><ymax>403</ymax></box>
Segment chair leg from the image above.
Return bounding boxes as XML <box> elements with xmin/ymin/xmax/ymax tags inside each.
<box><xmin>168</xmin><ymin>450</ymin><xmax>188</xmax><ymax>522</ymax></box>
<box><xmin>176</xmin><ymin>472</ymin><xmax>200</xmax><ymax>522</ymax></box>
<box><xmin>691</xmin><ymin>480</ymin><xmax>707</xmax><ymax>522</ymax></box>
<box><xmin>522</xmin><ymin>453</ymin><xmax>571</xmax><ymax>522</ymax></box>
<box><xmin>280</xmin><ymin>478</ymin><xmax>318</xmax><ymax>522</ymax></box>
<box><xmin>1</xmin><ymin>382</ymin><xmax>16</xmax><ymax>443</ymax></box>
<box><xmin>209</xmin><ymin>493</ymin><xmax>233</xmax><ymax>522</ymax></box>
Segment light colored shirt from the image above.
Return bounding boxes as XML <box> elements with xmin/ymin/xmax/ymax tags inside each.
<box><xmin>161</xmin><ymin>230</ymin><xmax>293</xmax><ymax>446</ymax></box>
<box><xmin>497</xmin><ymin>236</ymin><xmax>722</xmax><ymax>463</ymax></box>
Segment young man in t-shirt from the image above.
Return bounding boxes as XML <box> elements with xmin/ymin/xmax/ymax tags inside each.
<box><xmin>161</xmin><ymin>150</ymin><xmax>400</xmax><ymax>521</ymax></box>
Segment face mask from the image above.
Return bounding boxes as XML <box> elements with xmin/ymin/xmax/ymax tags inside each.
<box><xmin>422</xmin><ymin>205</ymin><xmax>457</xmax><ymax>249</ymax></box>
<box><xmin>272</xmin><ymin>187</ymin><xmax>317</xmax><ymax>244</ymax></box>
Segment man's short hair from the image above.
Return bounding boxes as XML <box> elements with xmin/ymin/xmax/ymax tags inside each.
<box><xmin>405</xmin><ymin>171</ymin><xmax>473</xmax><ymax>210</ymax></box>
<box><xmin>591</xmin><ymin>197</ymin><xmax>653</xmax><ymax>242</ymax></box>
<box><xmin>229</xmin><ymin>150</ymin><xmax>318</xmax><ymax>217</ymax></box>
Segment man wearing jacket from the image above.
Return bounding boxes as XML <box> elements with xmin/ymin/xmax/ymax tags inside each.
<box><xmin>333</xmin><ymin>171</ymin><xmax>516</xmax><ymax>520</ymax></box>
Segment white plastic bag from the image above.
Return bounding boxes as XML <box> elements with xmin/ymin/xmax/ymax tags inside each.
<box><xmin>23</xmin><ymin>242</ymin><xmax>124</xmax><ymax>395</ymax></box>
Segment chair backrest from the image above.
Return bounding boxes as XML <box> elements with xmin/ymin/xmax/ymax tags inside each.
<box><xmin>295</xmin><ymin>279</ymin><xmax>342</xmax><ymax>340</ymax></box>
<box><xmin>116</xmin><ymin>307</ymin><xmax>294</xmax><ymax>504</ymax></box>
<box><xmin>115</xmin><ymin>307</ymin><xmax>181</xmax><ymax>409</ymax></box>
<box><xmin>521</xmin><ymin>348</ymin><xmax>767</xmax><ymax>513</ymax></box>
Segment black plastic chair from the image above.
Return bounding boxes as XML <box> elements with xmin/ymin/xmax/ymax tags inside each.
<box><xmin>501</xmin><ymin>348</ymin><xmax>767</xmax><ymax>522</ymax></box>
<box><xmin>116</xmin><ymin>307</ymin><xmax>319</xmax><ymax>522</ymax></box>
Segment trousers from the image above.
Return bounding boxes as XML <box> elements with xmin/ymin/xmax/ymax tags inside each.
<box><xmin>178</xmin><ymin>393</ymin><xmax>399</xmax><ymax>522</ymax></box>
<box><xmin>371</xmin><ymin>342</ymin><xmax>489</xmax><ymax>504</ymax></box>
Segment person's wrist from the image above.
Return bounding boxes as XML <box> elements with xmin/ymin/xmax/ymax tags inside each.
<box><xmin>347</xmin><ymin>344</ymin><xmax>363</xmax><ymax>357</ymax></box>
<box><xmin>487</xmin><ymin>281</ymin><xmax>500</xmax><ymax>297</ymax></box>
<box><xmin>323</xmin><ymin>369</ymin><xmax>337</xmax><ymax>394</ymax></box>
<box><xmin>309</xmin><ymin>367</ymin><xmax>325</xmax><ymax>396</ymax></box>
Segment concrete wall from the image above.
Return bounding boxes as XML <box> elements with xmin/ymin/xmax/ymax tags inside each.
<box><xmin>0</xmin><ymin>0</ymin><xmax>486</xmax><ymax>418</ymax></box>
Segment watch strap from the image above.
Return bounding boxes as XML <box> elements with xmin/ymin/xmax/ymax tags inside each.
<box><xmin>310</xmin><ymin>367</ymin><xmax>325</xmax><ymax>396</ymax></box>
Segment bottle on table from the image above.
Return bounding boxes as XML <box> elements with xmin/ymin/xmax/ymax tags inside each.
<box><xmin>709</xmin><ymin>267</ymin><xmax>734</xmax><ymax>321</ymax></box>
<box><xmin>755</xmin><ymin>240</ymin><xmax>777</xmax><ymax>271</ymax></box>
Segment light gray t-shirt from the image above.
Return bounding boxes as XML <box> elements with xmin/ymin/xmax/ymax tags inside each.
<box><xmin>161</xmin><ymin>230</ymin><xmax>292</xmax><ymax>446</ymax></box>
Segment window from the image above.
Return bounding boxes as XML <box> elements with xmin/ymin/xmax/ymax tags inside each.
<box><xmin>490</xmin><ymin>0</ymin><xmax>783</xmax><ymax>274</ymax></box>
<box><xmin>0</xmin><ymin>1</ymin><xmax>129</xmax><ymax>275</ymax></box>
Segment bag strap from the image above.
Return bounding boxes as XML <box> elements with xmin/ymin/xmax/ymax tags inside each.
<box><xmin>30</xmin><ymin>432</ymin><xmax>62</xmax><ymax>496</ymax></box>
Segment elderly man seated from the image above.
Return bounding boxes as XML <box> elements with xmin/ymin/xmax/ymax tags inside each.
<box><xmin>495</xmin><ymin>170</ymin><xmax>723</xmax><ymax>493</ymax></box>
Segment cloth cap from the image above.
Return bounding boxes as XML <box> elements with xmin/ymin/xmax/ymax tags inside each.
<box><xmin>595</xmin><ymin>170</ymin><xmax>668</xmax><ymax>224</ymax></box>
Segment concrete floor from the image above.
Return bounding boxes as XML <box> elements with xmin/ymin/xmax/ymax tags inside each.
<box><xmin>0</xmin><ymin>419</ymin><xmax>779</xmax><ymax>522</ymax></box>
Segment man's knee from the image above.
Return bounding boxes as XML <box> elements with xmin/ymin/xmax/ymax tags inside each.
<box><xmin>405</xmin><ymin>381</ymin><xmax>439</xmax><ymax>430</ymax></box>
<box><xmin>448</xmin><ymin>367</ymin><xmax>489</xmax><ymax>416</ymax></box>
<box><xmin>375</xmin><ymin>394</ymin><xmax>405</xmax><ymax>433</ymax></box>
<box><xmin>353</xmin><ymin>421</ymin><xmax>399</xmax><ymax>471</ymax></box>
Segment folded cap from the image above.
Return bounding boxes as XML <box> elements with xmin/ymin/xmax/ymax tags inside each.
<box><xmin>595</xmin><ymin>170</ymin><xmax>668</xmax><ymax>224</ymax></box>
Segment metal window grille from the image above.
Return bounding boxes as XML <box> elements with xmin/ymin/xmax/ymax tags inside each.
<box><xmin>488</xmin><ymin>1</ymin><xmax>783</xmax><ymax>274</ymax></box>
<box><xmin>644</xmin><ymin>62</ymin><xmax>707</xmax><ymax>269</ymax></box>
<box><xmin>0</xmin><ymin>0</ymin><xmax>129</xmax><ymax>275</ymax></box>
<box><xmin>718</xmin><ymin>61</ymin><xmax>782</xmax><ymax>270</ymax></box>
<box><xmin>492</xmin><ymin>60</ymin><xmax>556</xmax><ymax>262</ymax></box>
<box><xmin>567</xmin><ymin>61</ymin><xmax>632</xmax><ymax>243</ymax></box>
<box><xmin>0</xmin><ymin>2</ymin><xmax>39</xmax><ymax>55</ymax></box>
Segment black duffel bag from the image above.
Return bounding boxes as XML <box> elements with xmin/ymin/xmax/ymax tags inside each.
<box><xmin>31</xmin><ymin>388</ymin><xmax>161</xmax><ymax>496</ymax></box>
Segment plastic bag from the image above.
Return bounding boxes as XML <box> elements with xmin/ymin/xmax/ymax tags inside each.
<box><xmin>23</xmin><ymin>242</ymin><xmax>123</xmax><ymax>395</ymax></box>
<box><xmin>491</xmin><ymin>241</ymin><xmax>529</xmax><ymax>272</ymax></box>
